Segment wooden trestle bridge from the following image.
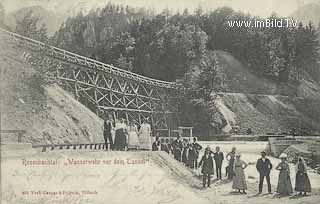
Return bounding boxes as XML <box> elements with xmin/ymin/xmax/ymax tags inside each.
<box><xmin>0</xmin><ymin>28</ymin><xmax>182</xmax><ymax>130</ymax></box>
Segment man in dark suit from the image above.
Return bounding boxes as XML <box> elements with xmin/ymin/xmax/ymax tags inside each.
<box><xmin>213</xmin><ymin>146</ymin><xmax>224</xmax><ymax>179</ymax></box>
<box><xmin>161</xmin><ymin>139</ymin><xmax>172</xmax><ymax>154</ymax></box>
<box><xmin>199</xmin><ymin>146</ymin><xmax>214</xmax><ymax>188</ymax></box>
<box><xmin>103</xmin><ymin>116</ymin><xmax>114</xmax><ymax>150</ymax></box>
<box><xmin>152</xmin><ymin>136</ymin><xmax>161</xmax><ymax>151</ymax></box>
<box><xmin>256</xmin><ymin>151</ymin><xmax>273</xmax><ymax>194</ymax></box>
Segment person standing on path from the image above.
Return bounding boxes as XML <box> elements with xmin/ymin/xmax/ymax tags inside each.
<box><xmin>138</xmin><ymin>119</ymin><xmax>152</xmax><ymax>150</ymax></box>
<box><xmin>256</xmin><ymin>151</ymin><xmax>273</xmax><ymax>194</ymax></box>
<box><xmin>152</xmin><ymin>135</ymin><xmax>161</xmax><ymax>151</ymax></box>
<box><xmin>189</xmin><ymin>137</ymin><xmax>202</xmax><ymax>169</ymax></box>
<box><xmin>275</xmin><ymin>153</ymin><xmax>293</xmax><ymax>196</ymax></box>
<box><xmin>127</xmin><ymin>121</ymin><xmax>140</xmax><ymax>150</ymax></box>
<box><xmin>103</xmin><ymin>115</ymin><xmax>114</xmax><ymax>150</ymax></box>
<box><xmin>232</xmin><ymin>153</ymin><xmax>248</xmax><ymax>194</ymax></box>
<box><xmin>226</xmin><ymin>147</ymin><xmax>236</xmax><ymax>179</ymax></box>
<box><xmin>172</xmin><ymin>135</ymin><xmax>183</xmax><ymax>162</ymax></box>
<box><xmin>294</xmin><ymin>157</ymin><xmax>311</xmax><ymax>196</ymax></box>
<box><xmin>214</xmin><ymin>146</ymin><xmax>224</xmax><ymax>180</ymax></box>
<box><xmin>199</xmin><ymin>147</ymin><xmax>214</xmax><ymax>189</ymax></box>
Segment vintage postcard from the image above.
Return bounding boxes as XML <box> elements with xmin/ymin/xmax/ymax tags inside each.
<box><xmin>0</xmin><ymin>0</ymin><xmax>320</xmax><ymax>204</ymax></box>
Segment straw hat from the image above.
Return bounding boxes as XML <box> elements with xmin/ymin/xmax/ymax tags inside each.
<box><xmin>279</xmin><ymin>153</ymin><xmax>288</xmax><ymax>158</ymax></box>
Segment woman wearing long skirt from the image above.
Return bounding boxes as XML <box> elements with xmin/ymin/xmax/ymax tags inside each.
<box><xmin>114</xmin><ymin>119</ymin><xmax>128</xmax><ymax>151</ymax></box>
<box><xmin>232</xmin><ymin>153</ymin><xmax>248</xmax><ymax>194</ymax></box>
<box><xmin>127</xmin><ymin>122</ymin><xmax>140</xmax><ymax>150</ymax></box>
<box><xmin>138</xmin><ymin>119</ymin><xmax>152</xmax><ymax>150</ymax></box>
<box><xmin>226</xmin><ymin>147</ymin><xmax>236</xmax><ymax>179</ymax></box>
<box><xmin>295</xmin><ymin>157</ymin><xmax>311</xmax><ymax>196</ymax></box>
<box><xmin>276</xmin><ymin>153</ymin><xmax>293</xmax><ymax>195</ymax></box>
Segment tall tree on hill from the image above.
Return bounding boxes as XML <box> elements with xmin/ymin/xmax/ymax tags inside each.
<box><xmin>294</xmin><ymin>22</ymin><xmax>320</xmax><ymax>81</ymax></box>
<box><xmin>15</xmin><ymin>10</ymin><xmax>48</xmax><ymax>43</ymax></box>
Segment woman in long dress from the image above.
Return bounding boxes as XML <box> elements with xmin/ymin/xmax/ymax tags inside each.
<box><xmin>276</xmin><ymin>153</ymin><xmax>293</xmax><ymax>195</ymax></box>
<box><xmin>226</xmin><ymin>147</ymin><xmax>236</xmax><ymax>179</ymax></box>
<box><xmin>295</xmin><ymin>157</ymin><xmax>311</xmax><ymax>195</ymax></box>
<box><xmin>127</xmin><ymin>122</ymin><xmax>140</xmax><ymax>150</ymax></box>
<box><xmin>138</xmin><ymin>119</ymin><xmax>152</xmax><ymax>150</ymax></box>
<box><xmin>232</xmin><ymin>153</ymin><xmax>248</xmax><ymax>194</ymax></box>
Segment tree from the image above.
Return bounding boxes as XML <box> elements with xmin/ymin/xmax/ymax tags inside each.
<box><xmin>15</xmin><ymin>10</ymin><xmax>48</xmax><ymax>42</ymax></box>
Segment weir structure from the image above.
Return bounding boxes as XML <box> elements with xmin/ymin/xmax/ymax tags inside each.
<box><xmin>0</xmin><ymin>28</ymin><xmax>182</xmax><ymax>130</ymax></box>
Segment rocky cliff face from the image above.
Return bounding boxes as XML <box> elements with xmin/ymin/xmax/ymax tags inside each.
<box><xmin>210</xmin><ymin>50</ymin><xmax>320</xmax><ymax>135</ymax></box>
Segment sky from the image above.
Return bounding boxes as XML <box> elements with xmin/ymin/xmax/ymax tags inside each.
<box><xmin>1</xmin><ymin>0</ymin><xmax>320</xmax><ymax>17</ymax></box>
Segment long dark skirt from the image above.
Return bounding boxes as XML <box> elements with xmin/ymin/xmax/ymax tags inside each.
<box><xmin>104</xmin><ymin>132</ymin><xmax>113</xmax><ymax>149</ymax></box>
<box><xmin>295</xmin><ymin>172</ymin><xmax>311</xmax><ymax>192</ymax></box>
<box><xmin>277</xmin><ymin>170</ymin><xmax>293</xmax><ymax>195</ymax></box>
<box><xmin>182</xmin><ymin>148</ymin><xmax>189</xmax><ymax>166</ymax></box>
<box><xmin>227</xmin><ymin>158</ymin><xmax>235</xmax><ymax>179</ymax></box>
<box><xmin>114</xmin><ymin>129</ymin><xmax>127</xmax><ymax>150</ymax></box>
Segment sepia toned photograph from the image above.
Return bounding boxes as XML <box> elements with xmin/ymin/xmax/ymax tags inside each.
<box><xmin>0</xmin><ymin>0</ymin><xmax>320</xmax><ymax>204</ymax></box>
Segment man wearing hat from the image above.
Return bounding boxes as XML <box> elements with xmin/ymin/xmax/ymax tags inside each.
<box><xmin>198</xmin><ymin>146</ymin><xmax>214</xmax><ymax>188</ymax></box>
<box><xmin>256</xmin><ymin>151</ymin><xmax>273</xmax><ymax>194</ymax></box>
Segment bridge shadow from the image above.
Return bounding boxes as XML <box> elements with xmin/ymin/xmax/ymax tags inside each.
<box><xmin>247</xmin><ymin>192</ymin><xmax>270</xmax><ymax>198</ymax></box>
<box><xmin>289</xmin><ymin>194</ymin><xmax>309</xmax><ymax>199</ymax></box>
<box><xmin>222</xmin><ymin>191</ymin><xmax>244</xmax><ymax>196</ymax></box>
<box><xmin>272</xmin><ymin>194</ymin><xmax>291</xmax><ymax>199</ymax></box>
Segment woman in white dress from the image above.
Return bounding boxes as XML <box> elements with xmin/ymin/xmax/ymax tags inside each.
<box><xmin>232</xmin><ymin>153</ymin><xmax>248</xmax><ymax>194</ymax></box>
<box><xmin>127</xmin><ymin>122</ymin><xmax>140</xmax><ymax>150</ymax></box>
<box><xmin>138</xmin><ymin>119</ymin><xmax>152</xmax><ymax>150</ymax></box>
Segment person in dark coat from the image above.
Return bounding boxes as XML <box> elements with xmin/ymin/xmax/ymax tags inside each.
<box><xmin>152</xmin><ymin>136</ymin><xmax>161</xmax><ymax>151</ymax></box>
<box><xmin>103</xmin><ymin>116</ymin><xmax>114</xmax><ymax>150</ymax></box>
<box><xmin>214</xmin><ymin>146</ymin><xmax>224</xmax><ymax>179</ymax></box>
<box><xmin>199</xmin><ymin>146</ymin><xmax>214</xmax><ymax>188</ymax></box>
<box><xmin>295</xmin><ymin>157</ymin><xmax>311</xmax><ymax>196</ymax></box>
<box><xmin>172</xmin><ymin>135</ymin><xmax>183</xmax><ymax>162</ymax></box>
<box><xmin>182</xmin><ymin>139</ymin><xmax>190</xmax><ymax>166</ymax></box>
<box><xmin>256</xmin><ymin>151</ymin><xmax>273</xmax><ymax>194</ymax></box>
<box><xmin>188</xmin><ymin>137</ymin><xmax>202</xmax><ymax>169</ymax></box>
<box><xmin>226</xmin><ymin>147</ymin><xmax>236</xmax><ymax>179</ymax></box>
<box><xmin>161</xmin><ymin>139</ymin><xmax>172</xmax><ymax>154</ymax></box>
<box><xmin>114</xmin><ymin>119</ymin><xmax>128</xmax><ymax>151</ymax></box>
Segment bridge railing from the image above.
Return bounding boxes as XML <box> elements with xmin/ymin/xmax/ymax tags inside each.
<box><xmin>0</xmin><ymin>28</ymin><xmax>180</xmax><ymax>89</ymax></box>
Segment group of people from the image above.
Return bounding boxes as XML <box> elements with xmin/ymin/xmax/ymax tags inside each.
<box><xmin>158</xmin><ymin>136</ymin><xmax>225</xmax><ymax>187</ymax></box>
<box><xmin>103</xmin><ymin>116</ymin><xmax>152</xmax><ymax>151</ymax></box>
<box><xmin>164</xmin><ymin>136</ymin><xmax>312</xmax><ymax>196</ymax></box>
<box><xmin>104</xmin><ymin>121</ymin><xmax>313</xmax><ymax>196</ymax></box>
<box><xmin>197</xmin><ymin>146</ymin><xmax>312</xmax><ymax>196</ymax></box>
<box><xmin>275</xmin><ymin>153</ymin><xmax>312</xmax><ymax>196</ymax></box>
<box><xmin>151</xmin><ymin>135</ymin><xmax>203</xmax><ymax>169</ymax></box>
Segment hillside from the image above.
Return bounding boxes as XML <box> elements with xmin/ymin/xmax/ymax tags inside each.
<box><xmin>4</xmin><ymin>6</ymin><xmax>65</xmax><ymax>36</ymax></box>
<box><xmin>0</xmin><ymin>31</ymin><xmax>104</xmax><ymax>145</ymax></box>
<box><xmin>212</xmin><ymin>50</ymin><xmax>320</xmax><ymax>135</ymax></box>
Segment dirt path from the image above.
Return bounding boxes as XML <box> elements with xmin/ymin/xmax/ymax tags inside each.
<box><xmin>153</xmin><ymin>141</ymin><xmax>320</xmax><ymax>204</ymax></box>
<box><xmin>2</xmin><ymin>142</ymin><xmax>320</xmax><ymax>204</ymax></box>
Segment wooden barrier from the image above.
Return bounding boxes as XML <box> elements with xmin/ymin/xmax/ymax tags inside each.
<box><xmin>33</xmin><ymin>143</ymin><xmax>107</xmax><ymax>152</ymax></box>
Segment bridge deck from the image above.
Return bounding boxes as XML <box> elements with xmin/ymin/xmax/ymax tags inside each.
<box><xmin>0</xmin><ymin>28</ymin><xmax>179</xmax><ymax>89</ymax></box>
